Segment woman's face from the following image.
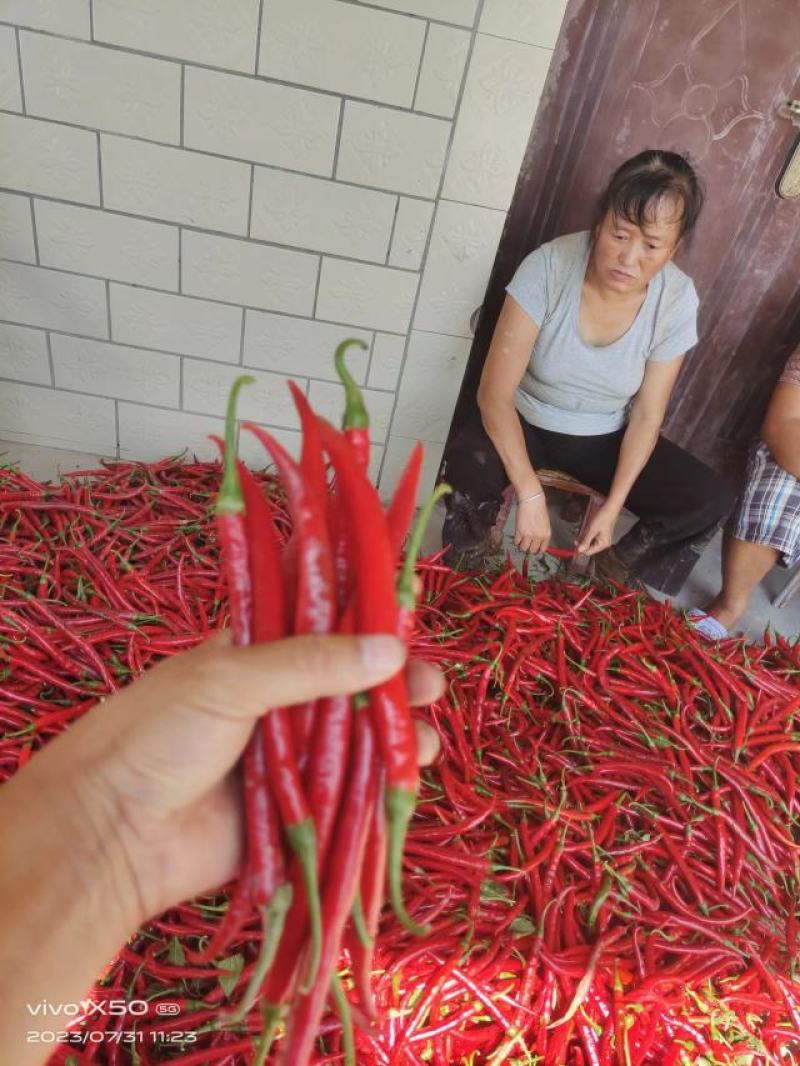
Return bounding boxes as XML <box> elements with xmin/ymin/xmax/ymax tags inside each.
<box><xmin>591</xmin><ymin>201</ymin><xmax>683</xmax><ymax>294</ymax></box>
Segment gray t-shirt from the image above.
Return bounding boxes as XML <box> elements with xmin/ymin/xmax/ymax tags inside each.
<box><xmin>505</xmin><ymin>231</ymin><xmax>699</xmax><ymax>436</ymax></box>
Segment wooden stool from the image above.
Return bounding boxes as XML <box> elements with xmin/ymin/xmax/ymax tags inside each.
<box><xmin>494</xmin><ymin>470</ymin><xmax>606</xmax><ymax>573</ymax></box>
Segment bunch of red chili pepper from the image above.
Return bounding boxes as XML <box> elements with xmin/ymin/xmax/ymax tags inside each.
<box><xmin>203</xmin><ymin>339</ymin><xmax>452</xmax><ymax>1063</ymax></box>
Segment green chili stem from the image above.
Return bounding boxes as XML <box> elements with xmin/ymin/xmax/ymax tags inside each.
<box><xmin>397</xmin><ymin>483</ymin><xmax>452</xmax><ymax>610</ymax></box>
<box><xmin>217</xmin><ymin>375</ymin><xmax>255</xmax><ymax>514</ymax></box>
<box><xmin>334</xmin><ymin>339</ymin><xmax>369</xmax><ymax>430</ymax></box>
<box><xmin>286</xmin><ymin>819</ymin><xmax>324</xmax><ymax>994</ymax></box>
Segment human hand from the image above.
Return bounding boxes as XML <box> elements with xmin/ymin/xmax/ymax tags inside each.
<box><xmin>56</xmin><ymin>632</ymin><xmax>444</xmax><ymax>929</ymax></box>
<box><xmin>576</xmin><ymin>502</ymin><xmax>620</xmax><ymax>556</ymax></box>
<box><xmin>513</xmin><ymin>493</ymin><xmax>551</xmax><ymax>555</ymax></box>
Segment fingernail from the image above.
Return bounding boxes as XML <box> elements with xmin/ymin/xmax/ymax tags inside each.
<box><xmin>358</xmin><ymin>634</ymin><xmax>405</xmax><ymax>675</ymax></box>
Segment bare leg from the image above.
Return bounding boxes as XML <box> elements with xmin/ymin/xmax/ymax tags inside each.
<box><xmin>705</xmin><ymin>534</ymin><xmax>779</xmax><ymax>629</ymax></box>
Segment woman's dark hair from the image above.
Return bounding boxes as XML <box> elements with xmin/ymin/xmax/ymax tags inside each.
<box><xmin>594</xmin><ymin>150</ymin><xmax>704</xmax><ymax>240</ymax></box>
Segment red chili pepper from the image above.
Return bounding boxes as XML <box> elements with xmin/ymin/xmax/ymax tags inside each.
<box><xmin>287</xmin><ymin>381</ymin><xmax>333</xmax><ymax>757</ymax></box>
<box><xmin>217</xmin><ymin>460</ymin><xmax>294</xmax><ymax>1023</ymax></box>
<box><xmin>190</xmin><ymin>380</ymin><xmax>255</xmax><ymax>964</ymax></box>
<box><xmin>278</xmin><ymin>708</ymin><xmax>379</xmax><ymax>1066</ymax></box>
<box><xmin>318</xmin><ymin>418</ymin><xmax>427</xmax><ymax>937</ymax></box>
<box><xmin>242</xmin><ymin>423</ymin><xmax>331</xmax><ymax>994</ymax></box>
<box><xmin>346</xmin><ymin>778</ymin><xmax>387</xmax><ymax>1022</ymax></box>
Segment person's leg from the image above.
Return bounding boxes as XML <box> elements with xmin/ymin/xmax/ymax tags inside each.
<box><xmin>440</xmin><ymin>410</ymin><xmax>550</xmax><ymax>564</ymax></box>
<box><xmin>704</xmin><ymin>534</ymin><xmax>779</xmax><ymax>629</ymax></box>
<box><xmin>697</xmin><ymin>439</ymin><xmax>800</xmax><ymax>630</ymax></box>
<box><xmin>611</xmin><ymin>437</ymin><xmax>735</xmax><ymax>595</ymax></box>
<box><xmin>527</xmin><ymin>428</ymin><xmax>645</xmax><ymax>583</ymax></box>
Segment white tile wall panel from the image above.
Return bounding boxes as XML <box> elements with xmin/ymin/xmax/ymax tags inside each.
<box><xmin>0</xmin><ymin>1</ymin><xmax>91</xmax><ymax>38</ymax></box>
<box><xmin>182</xmin><ymin>360</ymin><xmax>303</xmax><ymax>431</ymax></box>
<box><xmin>93</xmin><ymin>0</ymin><xmax>261</xmax><ymax>72</ymax></box>
<box><xmin>316</xmin><ymin>258</ymin><xmax>418</xmax><ymax>334</ymax></box>
<box><xmin>118</xmin><ymin>403</ymin><xmax>224</xmax><ymax>462</ymax></box>
<box><xmin>480</xmin><ymin>0</ymin><xmax>568</xmax><ymax>49</ymax></box>
<box><xmin>0</xmin><ymin>383</ymin><xmax>115</xmax><ymax>451</ymax></box>
<box><xmin>181</xmin><ymin>230</ymin><xmax>318</xmax><ymax>317</ymax></box>
<box><xmin>391</xmin><ymin>330</ymin><xmax>471</xmax><ymax>442</ymax></box>
<box><xmin>243</xmin><ymin>312</ymin><xmax>371</xmax><ymax>383</ymax></box>
<box><xmin>238</xmin><ymin>423</ymin><xmax>303</xmax><ymax>465</ymax></box>
<box><xmin>0</xmin><ymin>113</ymin><xmax>99</xmax><ymax>204</ymax></box>
<box><xmin>35</xmin><ymin>201</ymin><xmax>179</xmax><ymax>290</ymax></box>
<box><xmin>357</xmin><ymin>0</ymin><xmax>478</xmax><ymax>28</ymax></box>
<box><xmin>184</xmin><ymin>67</ymin><xmax>339</xmax><ymax>177</ymax></box>
<box><xmin>251</xmin><ymin>168</ymin><xmax>396</xmax><ymax>263</ymax></box>
<box><xmin>101</xmin><ymin>135</ymin><xmax>251</xmax><ymax>235</ymax></box>
<box><xmin>0</xmin><ymin>25</ymin><xmax>22</xmax><ymax>112</ymax></box>
<box><xmin>388</xmin><ymin>197</ymin><xmax>434</xmax><ymax>271</ymax></box>
<box><xmin>414</xmin><ymin>199</ymin><xmax>506</xmax><ymax>337</ymax></box>
<box><xmin>414</xmin><ymin>24</ymin><xmax>470</xmax><ymax>118</ymax></box>
<box><xmin>260</xmin><ymin>0</ymin><xmax>425</xmax><ymax>108</ymax></box>
<box><xmin>367</xmin><ymin>332</ymin><xmax>405</xmax><ymax>391</ymax></box>
<box><xmin>0</xmin><ymin>192</ymin><xmax>36</xmax><ymax>264</ymax></box>
<box><xmin>0</xmin><ymin>323</ymin><xmax>50</xmax><ymax>385</ymax></box>
<box><xmin>0</xmin><ymin>260</ymin><xmax>107</xmax><ymax>336</ymax></box>
<box><xmin>110</xmin><ymin>284</ymin><xmax>242</xmax><ymax>362</ymax></box>
<box><xmin>19</xmin><ymin>32</ymin><xmax>181</xmax><ymax>142</ymax></box>
<box><xmin>51</xmin><ymin>335</ymin><xmax>180</xmax><ymax>406</ymax></box>
<box><xmin>441</xmin><ymin>33</ymin><xmax>551</xmax><ymax>210</ymax></box>
<box><xmin>337</xmin><ymin>102</ymin><xmax>450</xmax><ymax>198</ymax></box>
<box><xmin>378</xmin><ymin>433</ymin><xmax>444</xmax><ymax>505</ymax></box>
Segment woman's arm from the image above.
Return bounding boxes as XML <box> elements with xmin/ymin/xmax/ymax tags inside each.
<box><xmin>477</xmin><ymin>296</ymin><xmax>552</xmax><ymax>553</ymax></box>
<box><xmin>477</xmin><ymin>295</ymin><xmax>541</xmax><ymax>497</ymax></box>
<box><xmin>577</xmin><ymin>357</ymin><xmax>684</xmax><ymax>555</ymax></box>
<box><xmin>762</xmin><ymin>383</ymin><xmax>800</xmax><ymax>480</ymax></box>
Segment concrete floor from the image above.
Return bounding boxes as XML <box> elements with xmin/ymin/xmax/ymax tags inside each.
<box><xmin>2</xmin><ymin>437</ymin><xmax>800</xmax><ymax>642</ymax></box>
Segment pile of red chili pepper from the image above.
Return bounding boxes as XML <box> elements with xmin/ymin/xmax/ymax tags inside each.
<box><xmin>2</xmin><ymin>351</ymin><xmax>800</xmax><ymax>1063</ymax></box>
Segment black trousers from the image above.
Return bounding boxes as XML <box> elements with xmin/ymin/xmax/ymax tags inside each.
<box><xmin>440</xmin><ymin>412</ymin><xmax>736</xmax><ymax>596</ymax></box>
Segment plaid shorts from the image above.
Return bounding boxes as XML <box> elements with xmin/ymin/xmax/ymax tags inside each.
<box><xmin>729</xmin><ymin>439</ymin><xmax>800</xmax><ymax>567</ymax></box>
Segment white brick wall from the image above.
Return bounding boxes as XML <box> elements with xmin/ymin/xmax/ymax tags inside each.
<box><xmin>34</xmin><ymin>201</ymin><xmax>179</xmax><ymax>289</ymax></box>
<box><xmin>250</xmin><ymin>169</ymin><xmax>396</xmax><ymax>263</ymax></box>
<box><xmin>183</xmin><ymin>68</ymin><xmax>340</xmax><ymax>175</ymax></box>
<box><xmin>19</xmin><ymin>32</ymin><xmax>181</xmax><ymax>142</ymax></box>
<box><xmin>0</xmin><ymin>26</ymin><xmax>22</xmax><ymax>112</ymax></box>
<box><xmin>0</xmin><ymin>193</ymin><xmax>36</xmax><ymax>263</ymax></box>
<box><xmin>181</xmin><ymin>230</ymin><xmax>318</xmax><ymax>315</ymax></box>
<box><xmin>0</xmin><ymin>0</ymin><xmax>567</xmax><ymax>502</ymax></box>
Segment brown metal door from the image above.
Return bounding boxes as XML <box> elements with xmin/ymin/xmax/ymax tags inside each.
<box><xmin>450</xmin><ymin>0</ymin><xmax>800</xmax><ymax>475</ymax></box>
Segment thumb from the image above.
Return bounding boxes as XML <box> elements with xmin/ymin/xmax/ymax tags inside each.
<box><xmin>206</xmin><ymin>631</ymin><xmax>408</xmax><ymax>718</ymax></box>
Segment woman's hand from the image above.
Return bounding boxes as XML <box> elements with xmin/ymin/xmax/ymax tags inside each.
<box><xmin>576</xmin><ymin>502</ymin><xmax>620</xmax><ymax>556</ymax></box>
<box><xmin>52</xmin><ymin>632</ymin><xmax>445</xmax><ymax>927</ymax></box>
<box><xmin>514</xmin><ymin>494</ymin><xmax>551</xmax><ymax>555</ymax></box>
